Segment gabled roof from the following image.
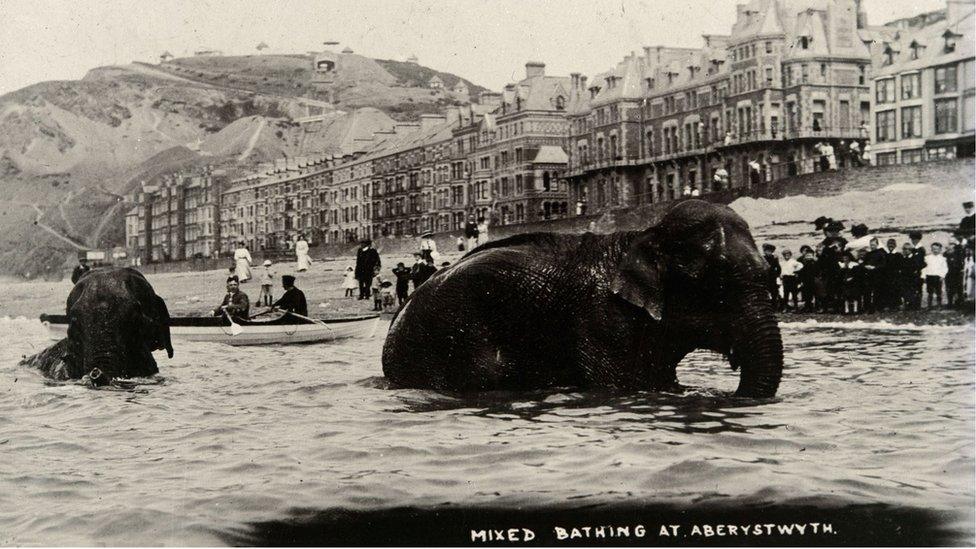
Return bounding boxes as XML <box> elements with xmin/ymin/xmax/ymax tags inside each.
<box><xmin>874</xmin><ymin>5</ymin><xmax>975</xmax><ymax>76</ymax></box>
<box><xmin>530</xmin><ymin>145</ymin><xmax>568</xmax><ymax>164</ymax></box>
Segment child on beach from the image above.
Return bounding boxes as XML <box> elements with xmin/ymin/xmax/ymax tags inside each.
<box><xmin>392</xmin><ymin>262</ymin><xmax>412</xmax><ymax>306</ymax></box>
<box><xmin>371</xmin><ymin>270</ymin><xmax>384</xmax><ymax>312</ymax></box>
<box><xmin>258</xmin><ymin>260</ymin><xmax>275</xmax><ymax>307</ymax></box>
<box><xmin>780</xmin><ymin>249</ymin><xmax>802</xmax><ymax>311</ymax></box>
<box><xmin>342</xmin><ymin>266</ymin><xmax>357</xmax><ymax>298</ymax></box>
<box><xmin>922</xmin><ymin>242</ymin><xmax>948</xmax><ymax>308</ymax></box>
<box><xmin>380</xmin><ymin>281</ymin><xmax>396</xmax><ymax>312</ymax></box>
<box><xmin>840</xmin><ymin>252</ymin><xmax>862</xmax><ymax>315</ymax></box>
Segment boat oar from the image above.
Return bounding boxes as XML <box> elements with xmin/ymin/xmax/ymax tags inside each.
<box><xmin>279</xmin><ymin>310</ymin><xmax>332</xmax><ymax>329</ymax></box>
<box><xmin>223</xmin><ymin>310</ymin><xmax>244</xmax><ymax>336</ymax></box>
<box><xmin>248</xmin><ymin>308</ymin><xmax>278</xmax><ymax>320</ymax></box>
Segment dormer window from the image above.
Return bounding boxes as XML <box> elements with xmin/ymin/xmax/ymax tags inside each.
<box><xmin>909</xmin><ymin>40</ymin><xmax>925</xmax><ymax>60</ymax></box>
<box><xmin>883</xmin><ymin>44</ymin><xmax>896</xmax><ymax>66</ymax></box>
<box><xmin>943</xmin><ymin>29</ymin><xmax>962</xmax><ymax>53</ymax></box>
<box><xmin>554</xmin><ymin>95</ymin><xmax>565</xmax><ymax>110</ymax></box>
<box><xmin>645</xmin><ymin>77</ymin><xmax>655</xmax><ymax>89</ymax></box>
<box><xmin>799</xmin><ymin>36</ymin><xmax>810</xmax><ymax>50</ymax></box>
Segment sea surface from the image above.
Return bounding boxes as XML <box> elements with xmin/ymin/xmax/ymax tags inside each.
<box><xmin>0</xmin><ymin>316</ymin><xmax>973</xmax><ymax>545</ymax></box>
<box><xmin>1</xmin><ymin>180</ymin><xmax>974</xmax><ymax>545</ymax></box>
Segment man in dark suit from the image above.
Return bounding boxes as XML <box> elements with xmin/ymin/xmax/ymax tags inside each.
<box><xmin>71</xmin><ymin>257</ymin><xmax>91</xmax><ymax>284</ymax></box>
<box><xmin>959</xmin><ymin>201</ymin><xmax>975</xmax><ymax>243</ymax></box>
<box><xmin>213</xmin><ymin>276</ymin><xmax>250</xmax><ymax>320</ymax></box>
<box><xmin>354</xmin><ymin>239</ymin><xmax>381</xmax><ymax>300</ymax></box>
<box><xmin>272</xmin><ymin>275</ymin><xmax>308</xmax><ymax>317</ymax></box>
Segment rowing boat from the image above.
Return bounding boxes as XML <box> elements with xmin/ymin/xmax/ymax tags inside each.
<box><xmin>39</xmin><ymin>313</ymin><xmax>382</xmax><ymax>346</ymax></box>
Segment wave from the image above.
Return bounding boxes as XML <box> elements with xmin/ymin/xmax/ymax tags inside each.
<box><xmin>780</xmin><ymin>319</ymin><xmax>972</xmax><ymax>332</ymax></box>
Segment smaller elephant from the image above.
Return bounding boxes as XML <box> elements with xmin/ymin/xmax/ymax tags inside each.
<box><xmin>22</xmin><ymin>267</ymin><xmax>173</xmax><ymax>386</ymax></box>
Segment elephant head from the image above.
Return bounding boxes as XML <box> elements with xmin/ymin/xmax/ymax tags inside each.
<box><xmin>611</xmin><ymin>200</ymin><xmax>783</xmax><ymax>398</ymax></box>
<box><xmin>62</xmin><ymin>267</ymin><xmax>173</xmax><ymax>385</ymax></box>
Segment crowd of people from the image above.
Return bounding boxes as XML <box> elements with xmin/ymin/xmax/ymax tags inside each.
<box><xmin>761</xmin><ymin>201</ymin><xmax>976</xmax><ymax>315</ymax></box>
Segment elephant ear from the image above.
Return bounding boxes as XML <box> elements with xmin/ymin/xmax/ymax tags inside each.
<box><xmin>610</xmin><ymin>236</ymin><xmax>665</xmax><ymax>321</ymax></box>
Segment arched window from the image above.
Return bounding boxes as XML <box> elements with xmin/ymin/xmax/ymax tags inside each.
<box><xmin>555</xmin><ymin>95</ymin><xmax>566</xmax><ymax>110</ymax></box>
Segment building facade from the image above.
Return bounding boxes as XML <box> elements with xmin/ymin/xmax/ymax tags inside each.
<box><xmin>566</xmin><ymin>0</ymin><xmax>879</xmax><ymax>216</ymax></box>
<box><xmin>870</xmin><ymin>0</ymin><xmax>975</xmax><ymax>164</ymax></box>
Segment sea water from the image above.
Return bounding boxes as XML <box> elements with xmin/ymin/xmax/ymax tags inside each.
<box><xmin>0</xmin><ymin>317</ymin><xmax>972</xmax><ymax>545</ymax></box>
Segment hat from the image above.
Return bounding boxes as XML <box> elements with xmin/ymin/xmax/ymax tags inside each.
<box><xmin>851</xmin><ymin>223</ymin><xmax>869</xmax><ymax>238</ymax></box>
<box><xmin>964</xmin><ymin>201</ymin><xmax>974</xmax><ymax>209</ymax></box>
<box><xmin>420</xmin><ymin>232</ymin><xmax>433</xmax><ymax>238</ymax></box>
<box><xmin>825</xmin><ymin>220</ymin><xmax>845</xmax><ymax>232</ymax></box>
<box><xmin>762</xmin><ymin>244</ymin><xmax>776</xmax><ymax>252</ymax></box>
<box><xmin>908</xmin><ymin>230</ymin><xmax>923</xmax><ymax>240</ymax></box>
<box><xmin>282</xmin><ymin>274</ymin><xmax>296</xmax><ymax>286</ymax></box>
<box><xmin>813</xmin><ymin>216</ymin><xmax>831</xmax><ymax>230</ymax></box>
<box><xmin>262</xmin><ymin>259</ymin><xmax>272</xmax><ymax>266</ymax></box>
<box><xmin>360</xmin><ymin>238</ymin><xmax>372</xmax><ymax>245</ymax></box>
<box><xmin>226</xmin><ymin>275</ymin><xmax>239</xmax><ymax>283</ymax></box>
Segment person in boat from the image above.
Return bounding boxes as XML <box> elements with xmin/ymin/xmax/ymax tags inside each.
<box><xmin>271</xmin><ymin>275</ymin><xmax>308</xmax><ymax>317</ymax></box>
<box><xmin>213</xmin><ymin>275</ymin><xmax>250</xmax><ymax>320</ymax></box>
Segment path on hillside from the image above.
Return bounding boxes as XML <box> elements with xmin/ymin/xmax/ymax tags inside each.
<box><xmin>2</xmin><ymin>199</ymin><xmax>88</xmax><ymax>251</ymax></box>
<box><xmin>150</xmin><ymin>110</ymin><xmax>177</xmax><ymax>143</ymax></box>
<box><xmin>237</xmin><ymin>118</ymin><xmax>266</xmax><ymax>161</ymax></box>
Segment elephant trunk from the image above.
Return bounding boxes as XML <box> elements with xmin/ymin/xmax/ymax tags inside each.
<box><xmin>730</xmin><ymin>291</ymin><xmax>783</xmax><ymax>398</ymax></box>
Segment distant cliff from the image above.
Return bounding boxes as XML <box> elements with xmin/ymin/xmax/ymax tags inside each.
<box><xmin>0</xmin><ymin>54</ymin><xmax>490</xmax><ymax>278</ymax></box>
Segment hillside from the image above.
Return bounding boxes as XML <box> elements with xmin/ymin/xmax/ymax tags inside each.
<box><xmin>0</xmin><ymin>53</ymin><xmax>490</xmax><ymax>279</ymax></box>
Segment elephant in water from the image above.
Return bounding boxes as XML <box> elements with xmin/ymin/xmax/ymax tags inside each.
<box><xmin>21</xmin><ymin>267</ymin><xmax>173</xmax><ymax>386</ymax></box>
<box><xmin>382</xmin><ymin>200</ymin><xmax>783</xmax><ymax>398</ymax></box>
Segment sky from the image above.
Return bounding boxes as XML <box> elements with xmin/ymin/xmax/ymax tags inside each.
<box><xmin>0</xmin><ymin>0</ymin><xmax>946</xmax><ymax>96</ymax></box>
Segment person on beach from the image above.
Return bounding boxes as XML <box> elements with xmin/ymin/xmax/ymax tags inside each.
<box><xmin>922</xmin><ymin>243</ymin><xmax>948</xmax><ymax>309</ymax></box>
<box><xmin>392</xmin><ymin>263</ymin><xmax>412</xmax><ymax>306</ymax></box>
<box><xmin>71</xmin><ymin>256</ymin><xmax>91</xmax><ymax>285</ymax></box>
<box><xmin>371</xmin><ymin>269</ymin><xmax>385</xmax><ymax>312</ymax></box>
<box><xmin>342</xmin><ymin>266</ymin><xmax>357</xmax><ymax>298</ymax></box>
<box><xmin>878</xmin><ymin>238</ymin><xmax>901</xmax><ymax>310</ymax></box>
<box><xmin>945</xmin><ymin>238</ymin><xmax>966</xmax><ymax>308</ymax></box>
<box><xmin>258</xmin><ymin>260</ymin><xmax>275</xmax><ymax>307</ymax></box>
<box><xmin>798</xmin><ymin>246</ymin><xmax>818</xmax><ymax>312</ymax></box>
<box><xmin>272</xmin><ymin>275</ymin><xmax>308</xmax><ymax>317</ymax></box>
<box><xmin>906</xmin><ymin>231</ymin><xmax>926</xmax><ymax>309</ymax></box>
<box><xmin>476</xmin><ymin>217</ymin><xmax>490</xmax><ymax>246</ymax></box>
<box><xmin>410</xmin><ymin>255</ymin><xmax>437</xmax><ymax>290</ymax></box>
<box><xmin>959</xmin><ymin>201</ymin><xmax>975</xmax><ymax>243</ymax></box>
<box><xmin>355</xmin><ymin>239</ymin><xmax>381</xmax><ymax>300</ymax></box>
<box><xmin>840</xmin><ymin>251</ymin><xmax>863</xmax><ymax>315</ymax></box>
<box><xmin>963</xmin><ymin>245</ymin><xmax>976</xmax><ymax>302</ymax></box>
<box><xmin>213</xmin><ymin>275</ymin><xmax>250</xmax><ymax>320</ymax></box>
<box><xmin>234</xmin><ymin>242</ymin><xmax>253</xmax><ymax>283</ymax></box>
<box><xmin>419</xmin><ymin>232</ymin><xmax>438</xmax><ymax>265</ymax></box>
<box><xmin>861</xmin><ymin>238</ymin><xmax>887</xmax><ymax>313</ymax></box>
<box><xmin>457</xmin><ymin>236</ymin><xmax>465</xmax><ymax>252</ymax></box>
<box><xmin>900</xmin><ymin>242</ymin><xmax>924</xmax><ymax>310</ymax></box>
<box><xmin>780</xmin><ymin>249</ymin><xmax>802</xmax><ymax>311</ymax></box>
<box><xmin>295</xmin><ymin>235</ymin><xmax>312</xmax><ymax>272</ymax></box>
<box><xmin>464</xmin><ymin>215</ymin><xmax>480</xmax><ymax>250</ymax></box>
<box><xmin>762</xmin><ymin>244</ymin><xmax>781</xmax><ymax>310</ymax></box>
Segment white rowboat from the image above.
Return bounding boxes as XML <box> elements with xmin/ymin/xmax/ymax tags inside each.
<box><xmin>40</xmin><ymin>313</ymin><xmax>382</xmax><ymax>346</ymax></box>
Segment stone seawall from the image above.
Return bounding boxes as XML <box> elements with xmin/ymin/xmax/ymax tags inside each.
<box><xmin>134</xmin><ymin>158</ymin><xmax>974</xmax><ymax>275</ymax></box>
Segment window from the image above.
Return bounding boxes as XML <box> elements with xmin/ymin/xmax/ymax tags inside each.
<box><xmin>876</xmin><ymin>78</ymin><xmax>895</xmax><ymax>104</ymax></box>
<box><xmin>876</xmin><ymin>110</ymin><xmax>897</xmax><ymax>142</ymax></box>
<box><xmin>935</xmin><ymin>98</ymin><xmax>958</xmax><ymax>134</ymax></box>
<box><xmin>902</xmin><ymin>148</ymin><xmax>925</xmax><ymax>164</ymax></box>
<box><xmin>935</xmin><ymin>65</ymin><xmax>957</xmax><ymax>93</ymax></box>
<box><xmin>765</xmin><ymin>41</ymin><xmax>772</xmax><ymax>54</ymax></box>
<box><xmin>901</xmin><ymin>106</ymin><xmax>922</xmax><ymax>138</ymax></box>
<box><xmin>901</xmin><ymin>73</ymin><xmax>920</xmax><ymax>99</ymax></box>
<box><xmin>876</xmin><ymin>152</ymin><xmax>897</xmax><ymax>166</ymax></box>
<box><xmin>765</xmin><ymin>67</ymin><xmax>773</xmax><ymax>86</ymax></box>
<box><xmin>801</xmin><ymin>64</ymin><xmax>809</xmax><ymax>83</ymax></box>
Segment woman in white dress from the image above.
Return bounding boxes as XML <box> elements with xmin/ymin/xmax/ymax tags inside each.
<box><xmin>234</xmin><ymin>242</ymin><xmax>252</xmax><ymax>282</ymax></box>
<box><xmin>295</xmin><ymin>235</ymin><xmax>312</xmax><ymax>272</ymax></box>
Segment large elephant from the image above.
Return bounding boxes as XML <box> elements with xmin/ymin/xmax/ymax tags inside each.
<box><xmin>382</xmin><ymin>200</ymin><xmax>783</xmax><ymax>398</ymax></box>
<box><xmin>21</xmin><ymin>267</ymin><xmax>173</xmax><ymax>386</ymax></box>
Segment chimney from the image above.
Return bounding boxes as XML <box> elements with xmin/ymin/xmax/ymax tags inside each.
<box><xmin>525</xmin><ymin>61</ymin><xmax>546</xmax><ymax>79</ymax></box>
<box><xmin>570</xmin><ymin>72</ymin><xmax>581</xmax><ymax>91</ymax></box>
<box><xmin>420</xmin><ymin>113</ymin><xmax>447</xmax><ymax>131</ymax></box>
<box><xmin>580</xmin><ymin>75</ymin><xmax>588</xmax><ymax>92</ymax></box>
<box><xmin>479</xmin><ymin>91</ymin><xmax>502</xmax><ymax>107</ymax></box>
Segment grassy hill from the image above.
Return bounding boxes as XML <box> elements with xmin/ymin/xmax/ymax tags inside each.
<box><xmin>0</xmin><ymin>53</ymin><xmax>491</xmax><ymax>279</ymax></box>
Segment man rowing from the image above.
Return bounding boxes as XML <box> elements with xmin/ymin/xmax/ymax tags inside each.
<box><xmin>270</xmin><ymin>275</ymin><xmax>308</xmax><ymax>317</ymax></box>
